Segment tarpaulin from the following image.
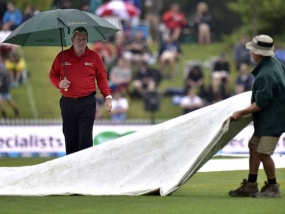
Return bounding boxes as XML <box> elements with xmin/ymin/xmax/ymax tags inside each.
<box><xmin>0</xmin><ymin>92</ymin><xmax>252</xmax><ymax>196</ymax></box>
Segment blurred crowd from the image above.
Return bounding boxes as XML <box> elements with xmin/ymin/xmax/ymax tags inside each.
<box><xmin>0</xmin><ymin>0</ymin><xmax>255</xmax><ymax>121</ymax></box>
<box><xmin>0</xmin><ymin>1</ymin><xmax>34</xmax><ymax>119</ymax></box>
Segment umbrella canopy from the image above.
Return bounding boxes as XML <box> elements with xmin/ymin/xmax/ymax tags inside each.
<box><xmin>96</xmin><ymin>0</ymin><xmax>140</xmax><ymax>20</ymax></box>
<box><xmin>3</xmin><ymin>9</ymin><xmax>120</xmax><ymax>47</ymax></box>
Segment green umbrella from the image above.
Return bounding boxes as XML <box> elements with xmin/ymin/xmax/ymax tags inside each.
<box><xmin>2</xmin><ymin>9</ymin><xmax>120</xmax><ymax>79</ymax></box>
<box><xmin>3</xmin><ymin>9</ymin><xmax>120</xmax><ymax>46</ymax></box>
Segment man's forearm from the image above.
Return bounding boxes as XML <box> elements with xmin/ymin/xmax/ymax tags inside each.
<box><xmin>239</xmin><ymin>102</ymin><xmax>261</xmax><ymax>116</ymax></box>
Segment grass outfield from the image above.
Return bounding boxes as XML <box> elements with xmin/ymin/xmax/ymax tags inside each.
<box><xmin>0</xmin><ymin>158</ymin><xmax>284</xmax><ymax>214</ymax></box>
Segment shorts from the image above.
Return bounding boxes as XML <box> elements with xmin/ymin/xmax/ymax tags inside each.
<box><xmin>5</xmin><ymin>59</ymin><xmax>25</xmax><ymax>72</ymax></box>
<box><xmin>0</xmin><ymin>93</ymin><xmax>12</xmax><ymax>101</ymax></box>
<box><xmin>249</xmin><ymin>134</ymin><xmax>280</xmax><ymax>155</ymax></box>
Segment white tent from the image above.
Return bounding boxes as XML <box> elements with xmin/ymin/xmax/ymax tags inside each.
<box><xmin>0</xmin><ymin>92</ymin><xmax>252</xmax><ymax>196</ymax></box>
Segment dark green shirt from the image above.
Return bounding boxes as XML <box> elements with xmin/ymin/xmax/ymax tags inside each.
<box><xmin>251</xmin><ymin>56</ymin><xmax>285</xmax><ymax>136</ymax></box>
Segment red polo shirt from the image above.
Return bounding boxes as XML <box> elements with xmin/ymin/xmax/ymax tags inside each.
<box><xmin>162</xmin><ymin>10</ymin><xmax>187</xmax><ymax>30</ymax></box>
<box><xmin>49</xmin><ymin>46</ymin><xmax>111</xmax><ymax>98</ymax></box>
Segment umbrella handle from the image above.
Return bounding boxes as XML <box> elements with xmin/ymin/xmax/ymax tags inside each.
<box><xmin>64</xmin><ymin>77</ymin><xmax>68</xmax><ymax>91</ymax></box>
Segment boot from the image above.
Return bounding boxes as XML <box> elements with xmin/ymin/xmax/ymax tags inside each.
<box><xmin>229</xmin><ymin>179</ymin><xmax>259</xmax><ymax>197</ymax></box>
<box><xmin>254</xmin><ymin>181</ymin><xmax>282</xmax><ymax>198</ymax></box>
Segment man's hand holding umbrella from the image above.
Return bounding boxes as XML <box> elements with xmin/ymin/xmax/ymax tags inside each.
<box><xmin>59</xmin><ymin>78</ymin><xmax>71</xmax><ymax>90</ymax></box>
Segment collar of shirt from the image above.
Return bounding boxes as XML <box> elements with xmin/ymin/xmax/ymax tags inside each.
<box><xmin>66</xmin><ymin>46</ymin><xmax>91</xmax><ymax>58</ymax></box>
<box><xmin>251</xmin><ymin>56</ymin><xmax>271</xmax><ymax>77</ymax></box>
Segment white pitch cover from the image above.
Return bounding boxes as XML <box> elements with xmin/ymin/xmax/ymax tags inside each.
<box><xmin>0</xmin><ymin>92</ymin><xmax>252</xmax><ymax>196</ymax></box>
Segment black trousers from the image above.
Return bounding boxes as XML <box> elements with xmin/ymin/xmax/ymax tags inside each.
<box><xmin>60</xmin><ymin>94</ymin><xmax>96</xmax><ymax>155</ymax></box>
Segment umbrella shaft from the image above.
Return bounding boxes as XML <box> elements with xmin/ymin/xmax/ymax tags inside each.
<box><xmin>59</xmin><ymin>28</ymin><xmax>67</xmax><ymax>78</ymax></box>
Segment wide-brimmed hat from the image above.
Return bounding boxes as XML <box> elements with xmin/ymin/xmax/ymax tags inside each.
<box><xmin>246</xmin><ymin>35</ymin><xmax>275</xmax><ymax>56</ymax></box>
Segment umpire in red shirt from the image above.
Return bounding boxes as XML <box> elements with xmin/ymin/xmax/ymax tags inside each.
<box><xmin>49</xmin><ymin>27</ymin><xmax>112</xmax><ymax>155</ymax></box>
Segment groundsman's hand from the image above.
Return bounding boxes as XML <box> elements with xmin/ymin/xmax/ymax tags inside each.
<box><xmin>230</xmin><ymin>111</ymin><xmax>243</xmax><ymax>120</ymax></box>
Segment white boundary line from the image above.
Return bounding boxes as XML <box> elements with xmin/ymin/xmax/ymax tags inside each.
<box><xmin>26</xmin><ymin>79</ymin><xmax>38</xmax><ymax>119</ymax></box>
<box><xmin>199</xmin><ymin>155</ymin><xmax>285</xmax><ymax>172</ymax></box>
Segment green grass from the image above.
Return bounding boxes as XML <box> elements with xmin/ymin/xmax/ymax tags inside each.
<box><xmin>3</xmin><ymin>42</ymin><xmax>232</xmax><ymax>120</ymax></box>
<box><xmin>0</xmin><ymin>158</ymin><xmax>284</xmax><ymax>214</ymax></box>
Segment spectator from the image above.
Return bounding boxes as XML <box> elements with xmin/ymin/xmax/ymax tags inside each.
<box><xmin>93</xmin><ymin>40</ymin><xmax>115</xmax><ymax>66</ymax></box>
<box><xmin>213</xmin><ymin>53</ymin><xmax>230</xmax><ymax>74</ymax></box>
<box><xmin>22</xmin><ymin>5</ymin><xmax>36</xmax><ymax>23</ymax></box>
<box><xmin>203</xmin><ymin>81</ymin><xmax>223</xmax><ymax>105</ymax></box>
<box><xmin>53</xmin><ymin>0</ymin><xmax>71</xmax><ymax>9</ymax></box>
<box><xmin>235</xmin><ymin>63</ymin><xmax>254</xmax><ymax>94</ymax></box>
<box><xmin>162</xmin><ymin>3</ymin><xmax>187</xmax><ymax>41</ymax></box>
<box><xmin>184</xmin><ymin>64</ymin><xmax>205</xmax><ymax>96</ymax></box>
<box><xmin>80</xmin><ymin>0</ymin><xmax>90</xmax><ymax>12</ymax></box>
<box><xmin>5</xmin><ymin>51</ymin><xmax>26</xmax><ymax>88</ymax></box>
<box><xmin>114</xmin><ymin>32</ymin><xmax>128</xmax><ymax>60</ymax></box>
<box><xmin>179</xmin><ymin>88</ymin><xmax>203</xmax><ymax>114</ymax></box>
<box><xmin>124</xmin><ymin>30</ymin><xmax>150</xmax><ymax>65</ymax></box>
<box><xmin>110</xmin><ymin>88</ymin><xmax>129</xmax><ymax>122</ymax></box>
<box><xmin>108</xmin><ymin>57</ymin><xmax>132</xmax><ymax>93</ymax></box>
<box><xmin>233</xmin><ymin>35</ymin><xmax>252</xmax><ymax>70</ymax></box>
<box><xmin>158</xmin><ymin>34</ymin><xmax>182</xmax><ymax>78</ymax></box>
<box><xmin>0</xmin><ymin>23</ymin><xmax>18</xmax><ymax>59</ymax></box>
<box><xmin>2</xmin><ymin>2</ymin><xmax>22</xmax><ymax>30</ymax></box>
<box><xmin>0</xmin><ymin>58</ymin><xmax>19</xmax><ymax>119</ymax></box>
<box><xmin>190</xmin><ymin>2</ymin><xmax>212</xmax><ymax>45</ymax></box>
<box><xmin>0</xmin><ymin>0</ymin><xmax>7</xmax><ymax>26</ymax></box>
<box><xmin>144</xmin><ymin>0</ymin><xmax>162</xmax><ymax>44</ymax></box>
<box><xmin>132</xmin><ymin>61</ymin><xmax>161</xmax><ymax>97</ymax></box>
<box><xmin>212</xmin><ymin>53</ymin><xmax>230</xmax><ymax>98</ymax></box>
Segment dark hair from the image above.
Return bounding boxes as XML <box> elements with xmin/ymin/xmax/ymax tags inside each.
<box><xmin>190</xmin><ymin>65</ymin><xmax>202</xmax><ymax>73</ymax></box>
<box><xmin>72</xmin><ymin>27</ymin><xmax>88</xmax><ymax>37</ymax></box>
